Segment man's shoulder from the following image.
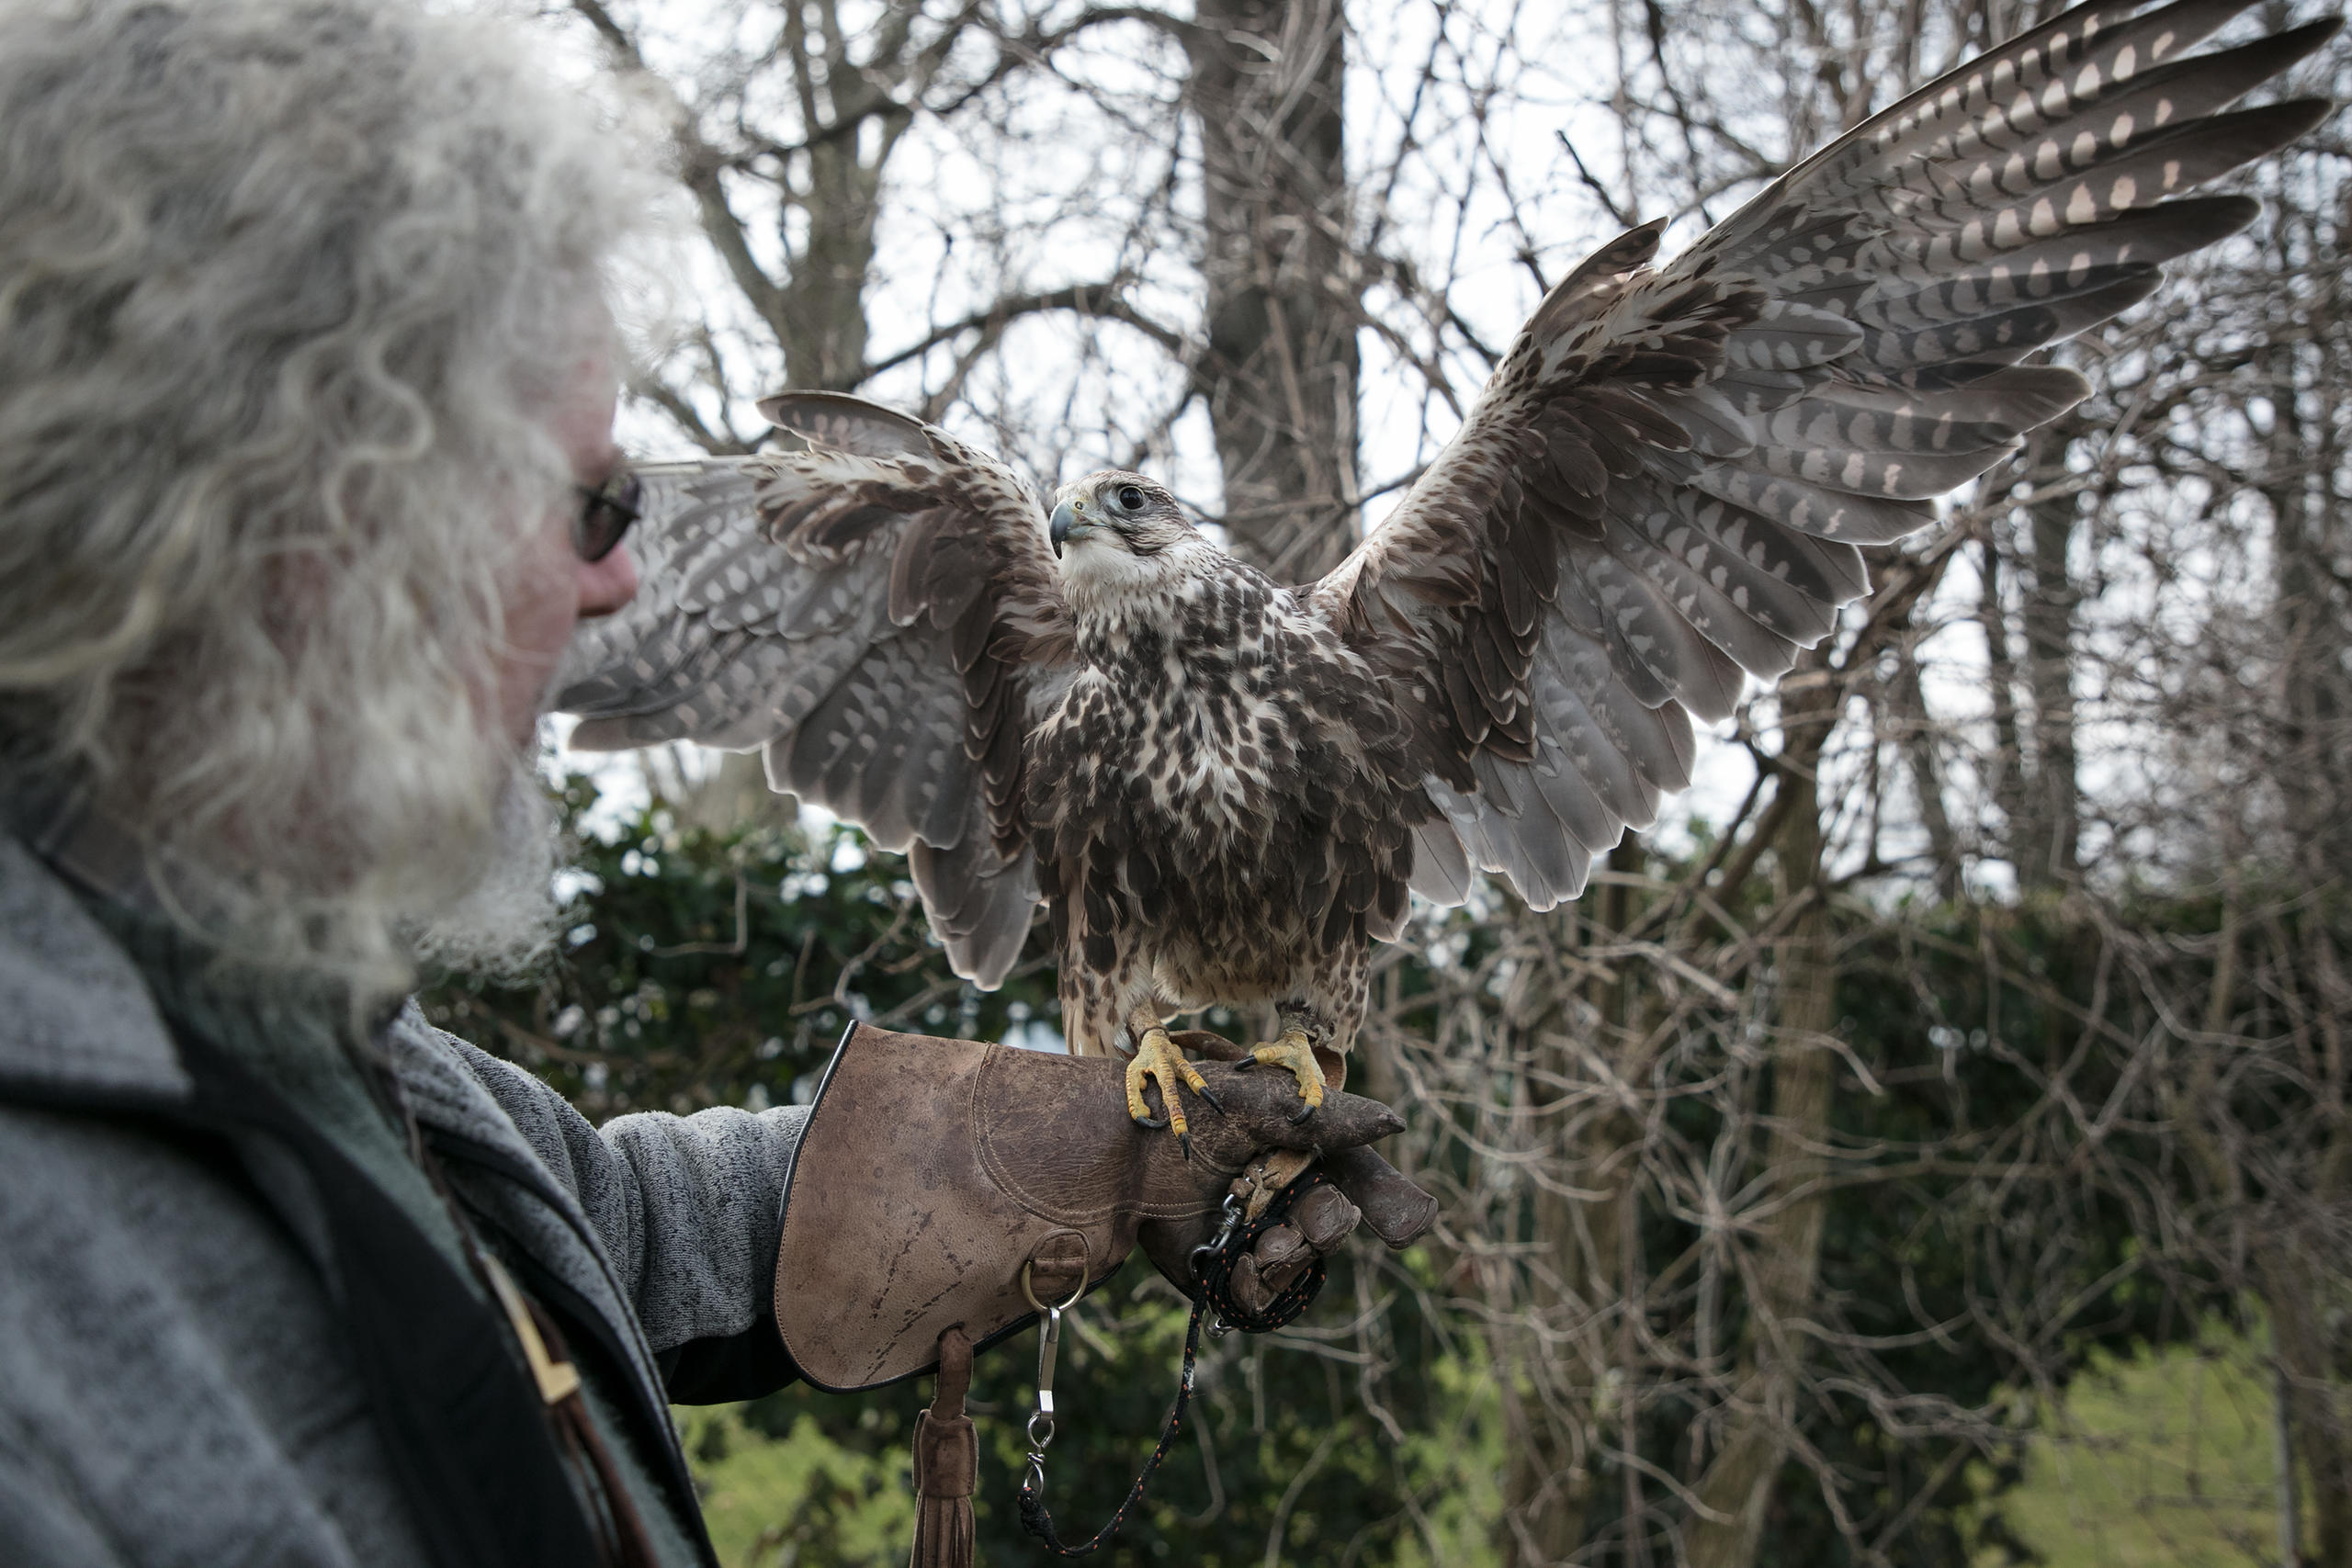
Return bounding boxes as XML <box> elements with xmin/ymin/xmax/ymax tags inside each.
<box><xmin>380</xmin><ymin>1003</ymin><xmax>589</xmax><ymax>1166</ymax></box>
<box><xmin>379</xmin><ymin>1006</ymin><xmax>633</xmax><ymax>1248</ymax></box>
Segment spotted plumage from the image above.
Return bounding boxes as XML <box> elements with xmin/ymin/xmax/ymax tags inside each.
<box><xmin>559</xmin><ymin>0</ymin><xmax>2335</xmax><ymax>1092</ymax></box>
<box><xmin>1028</xmin><ymin>497</ymin><xmax>1421</xmax><ymax>1069</ymax></box>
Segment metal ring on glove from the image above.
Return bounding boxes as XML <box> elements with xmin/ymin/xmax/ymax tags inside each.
<box><xmin>1020</xmin><ymin>1258</ymin><xmax>1087</xmax><ymax>1316</ymax></box>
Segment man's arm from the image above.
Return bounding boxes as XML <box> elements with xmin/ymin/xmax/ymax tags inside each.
<box><xmin>435</xmin><ymin>1033</ymin><xmax>806</xmax><ymax>1399</ymax></box>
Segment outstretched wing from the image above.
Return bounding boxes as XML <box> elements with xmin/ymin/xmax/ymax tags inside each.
<box><xmin>556</xmin><ymin>392</ymin><xmax>1072</xmax><ymax>987</ymax></box>
<box><xmin>1314</xmin><ymin>0</ymin><xmax>2334</xmax><ymax>908</ymax></box>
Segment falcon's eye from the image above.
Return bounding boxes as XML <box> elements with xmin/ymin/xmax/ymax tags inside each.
<box><xmin>1115</xmin><ymin>484</ymin><xmax>1147</xmax><ymax>513</ymax></box>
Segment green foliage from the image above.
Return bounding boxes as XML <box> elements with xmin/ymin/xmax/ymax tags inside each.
<box><xmin>1963</xmin><ymin>1325</ymin><xmax>2297</xmax><ymax>1568</ymax></box>
<box><xmin>677</xmin><ymin>1402</ymin><xmax>913</xmax><ymax>1566</ymax></box>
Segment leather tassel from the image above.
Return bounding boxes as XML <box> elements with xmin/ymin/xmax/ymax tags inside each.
<box><xmin>909</xmin><ymin>1325</ymin><xmax>976</xmax><ymax>1568</ymax></box>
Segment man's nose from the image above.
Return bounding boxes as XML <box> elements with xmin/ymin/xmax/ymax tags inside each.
<box><xmin>577</xmin><ymin>544</ymin><xmax>639</xmax><ymax>618</ymax></box>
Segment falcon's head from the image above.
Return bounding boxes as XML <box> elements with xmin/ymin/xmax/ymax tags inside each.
<box><xmin>1047</xmin><ymin>471</ymin><xmax>1214</xmax><ymax>606</ymax></box>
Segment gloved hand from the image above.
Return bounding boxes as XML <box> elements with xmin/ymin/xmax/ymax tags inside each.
<box><xmin>1121</xmin><ymin>1058</ymin><xmax>1440</xmax><ymax>1314</ymax></box>
<box><xmin>771</xmin><ymin>1023</ymin><xmax>1436</xmax><ymax>1391</ymax></box>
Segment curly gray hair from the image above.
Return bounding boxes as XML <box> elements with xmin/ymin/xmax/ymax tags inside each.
<box><xmin>0</xmin><ymin>0</ymin><xmax>662</xmax><ymax>987</ymax></box>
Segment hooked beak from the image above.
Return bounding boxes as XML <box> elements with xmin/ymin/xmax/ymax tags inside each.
<box><xmin>1048</xmin><ymin>500</ymin><xmax>1094</xmax><ymax>558</ymax></box>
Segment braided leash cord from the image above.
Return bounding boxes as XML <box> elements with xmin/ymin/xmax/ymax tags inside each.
<box><xmin>1016</xmin><ymin>1171</ymin><xmax>1332</xmax><ymax>1556</ymax></box>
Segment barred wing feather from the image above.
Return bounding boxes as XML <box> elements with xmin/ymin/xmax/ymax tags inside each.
<box><xmin>556</xmin><ymin>392</ymin><xmax>1072</xmax><ymax>988</ymax></box>
<box><xmin>1313</xmin><ymin>0</ymin><xmax>2334</xmax><ymax>911</ymax></box>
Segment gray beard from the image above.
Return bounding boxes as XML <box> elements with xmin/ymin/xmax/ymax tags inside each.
<box><xmin>406</xmin><ymin>765</ymin><xmax>565</xmax><ymax>982</ymax></box>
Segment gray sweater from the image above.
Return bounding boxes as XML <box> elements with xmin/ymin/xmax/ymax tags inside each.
<box><xmin>0</xmin><ymin>834</ymin><xmax>808</xmax><ymax>1565</ymax></box>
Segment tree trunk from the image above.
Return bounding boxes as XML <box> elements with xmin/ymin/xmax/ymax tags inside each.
<box><xmin>1976</xmin><ymin>533</ymin><xmax>2030</xmax><ymax>858</ymax></box>
<box><xmin>1498</xmin><ymin>836</ymin><xmax>1651</xmax><ymax>1567</ymax></box>
<box><xmin>2262</xmin><ymin>1235</ymin><xmax>2352</xmax><ymax>1568</ymax></box>
<box><xmin>1892</xmin><ymin>641</ymin><xmax>1963</xmax><ymax>902</ymax></box>
<box><xmin>2015</xmin><ymin>426</ymin><xmax>2083</xmax><ymax>890</ymax></box>
<box><xmin>1679</xmin><ymin>660</ymin><xmax>1841</xmax><ymax>1568</ymax></box>
<box><xmin>1185</xmin><ymin>0</ymin><xmax>1361</xmax><ymax>582</ymax></box>
<box><xmin>2264</xmin><ymin>335</ymin><xmax>2352</xmax><ymax>890</ymax></box>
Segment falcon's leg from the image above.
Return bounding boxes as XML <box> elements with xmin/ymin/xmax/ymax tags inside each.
<box><xmin>1055</xmin><ymin>915</ymin><xmax>1220</xmax><ymax>1151</ymax></box>
<box><xmin>1122</xmin><ymin>1004</ymin><xmax>1223</xmax><ymax>1158</ymax></box>
<box><xmin>1233</xmin><ymin>985</ymin><xmax>1359</xmax><ymax>1123</ymax></box>
<box><xmin>1236</xmin><ymin>1028</ymin><xmax>1325</xmax><ymax>1122</ymax></box>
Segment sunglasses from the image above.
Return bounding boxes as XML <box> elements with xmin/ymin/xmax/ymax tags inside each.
<box><xmin>573</xmin><ymin>469</ymin><xmax>643</xmax><ymax>563</ymax></box>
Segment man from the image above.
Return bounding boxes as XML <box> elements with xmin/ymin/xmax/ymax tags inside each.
<box><xmin>0</xmin><ymin>3</ymin><xmax>1428</xmax><ymax>1563</ymax></box>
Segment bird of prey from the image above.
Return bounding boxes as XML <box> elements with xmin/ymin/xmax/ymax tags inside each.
<box><xmin>560</xmin><ymin>0</ymin><xmax>2335</xmax><ymax>1145</ymax></box>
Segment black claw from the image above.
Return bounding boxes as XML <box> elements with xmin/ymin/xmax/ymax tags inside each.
<box><xmin>1177</xmin><ymin>1131</ymin><xmax>1194</xmax><ymax>1163</ymax></box>
<box><xmin>1287</xmin><ymin>1100</ymin><xmax>1317</xmax><ymax>1125</ymax></box>
<box><xmin>1136</xmin><ymin>1111</ymin><xmax>1170</xmax><ymax>1131</ymax></box>
<box><xmin>1231</xmin><ymin>1055</ymin><xmax>1257</xmax><ymax>1072</ymax></box>
<box><xmin>1194</xmin><ymin>1082</ymin><xmax>1226</xmax><ymax>1115</ymax></box>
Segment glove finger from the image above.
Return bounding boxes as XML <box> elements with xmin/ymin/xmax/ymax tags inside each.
<box><xmin>1260</xmin><ymin>1257</ymin><xmax>1306</xmax><ymax>1296</ymax></box>
<box><xmin>1324</xmin><ymin>1144</ymin><xmax>1437</xmax><ymax>1248</ymax></box>
<box><xmin>1185</xmin><ymin>1065</ymin><xmax>1403</xmax><ymax>1158</ymax></box>
<box><xmin>1250</xmin><ymin>1223</ymin><xmax>1314</xmax><ymax>1292</ymax></box>
<box><xmin>1229</xmin><ymin>1253</ymin><xmax>1272</xmax><ymax>1317</ymax></box>
<box><xmin>1288</xmin><ymin>1184</ymin><xmax>1362</xmax><ymax>1253</ymax></box>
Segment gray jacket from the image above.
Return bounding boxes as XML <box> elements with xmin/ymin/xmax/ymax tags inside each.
<box><xmin>0</xmin><ymin>834</ymin><xmax>808</xmax><ymax>1565</ymax></box>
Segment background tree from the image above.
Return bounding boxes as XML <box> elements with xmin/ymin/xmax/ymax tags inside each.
<box><xmin>1186</xmin><ymin>0</ymin><xmax>1363</xmax><ymax>579</ymax></box>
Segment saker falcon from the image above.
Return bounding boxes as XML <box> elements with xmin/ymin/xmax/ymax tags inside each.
<box><xmin>559</xmin><ymin>0</ymin><xmax>2336</xmax><ymax>1145</ymax></box>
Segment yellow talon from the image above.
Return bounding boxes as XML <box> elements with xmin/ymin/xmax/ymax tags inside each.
<box><xmin>1245</xmin><ymin>1028</ymin><xmax>1326</xmax><ymax>1122</ymax></box>
<box><xmin>1125</xmin><ymin>1025</ymin><xmax>1218</xmax><ymax>1153</ymax></box>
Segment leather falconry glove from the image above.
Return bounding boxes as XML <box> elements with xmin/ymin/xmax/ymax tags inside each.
<box><xmin>772</xmin><ymin>1022</ymin><xmax>1438</xmax><ymax>1392</ymax></box>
